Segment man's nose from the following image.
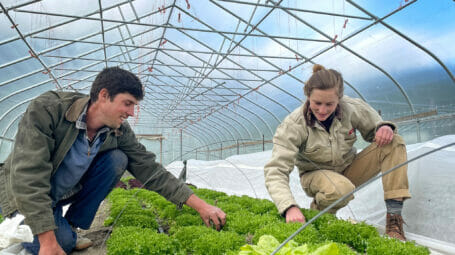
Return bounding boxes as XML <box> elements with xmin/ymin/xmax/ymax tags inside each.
<box><xmin>127</xmin><ymin>106</ymin><xmax>135</xmax><ymax>117</ymax></box>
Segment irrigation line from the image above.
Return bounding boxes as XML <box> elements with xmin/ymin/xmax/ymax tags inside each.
<box><xmin>271</xmin><ymin>141</ymin><xmax>455</xmax><ymax>255</ymax></box>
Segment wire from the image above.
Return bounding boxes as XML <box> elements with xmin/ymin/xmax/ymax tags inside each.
<box><xmin>224</xmin><ymin>159</ymin><xmax>258</xmax><ymax>198</ymax></box>
<box><xmin>271</xmin><ymin>141</ymin><xmax>455</xmax><ymax>255</ymax></box>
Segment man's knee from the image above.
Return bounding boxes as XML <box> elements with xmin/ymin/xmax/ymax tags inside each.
<box><xmin>56</xmin><ymin>230</ymin><xmax>77</xmax><ymax>254</ymax></box>
<box><xmin>97</xmin><ymin>149</ymin><xmax>127</xmax><ymax>180</ymax></box>
<box><xmin>108</xmin><ymin>149</ymin><xmax>128</xmax><ymax>176</ymax></box>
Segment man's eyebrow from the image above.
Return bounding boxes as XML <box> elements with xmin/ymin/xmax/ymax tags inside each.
<box><xmin>124</xmin><ymin>99</ymin><xmax>136</xmax><ymax>104</ymax></box>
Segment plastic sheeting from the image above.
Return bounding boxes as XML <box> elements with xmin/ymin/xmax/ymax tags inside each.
<box><xmin>0</xmin><ymin>214</ymin><xmax>32</xmax><ymax>255</ymax></box>
<box><xmin>167</xmin><ymin>135</ymin><xmax>455</xmax><ymax>254</ymax></box>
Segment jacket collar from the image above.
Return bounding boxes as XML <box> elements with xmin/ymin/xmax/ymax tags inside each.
<box><xmin>64</xmin><ymin>96</ymin><xmax>123</xmax><ymax>136</ymax></box>
<box><xmin>302</xmin><ymin>98</ymin><xmax>343</xmax><ymax>127</ymax></box>
<box><xmin>65</xmin><ymin>96</ymin><xmax>90</xmax><ymax>122</ymax></box>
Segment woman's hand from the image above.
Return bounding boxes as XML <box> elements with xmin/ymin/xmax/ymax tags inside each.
<box><xmin>285</xmin><ymin>206</ymin><xmax>306</xmax><ymax>223</ymax></box>
<box><xmin>375</xmin><ymin>125</ymin><xmax>394</xmax><ymax>147</ymax></box>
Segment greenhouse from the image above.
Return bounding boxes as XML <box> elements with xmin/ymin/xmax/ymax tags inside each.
<box><xmin>0</xmin><ymin>0</ymin><xmax>454</xmax><ymax>254</ymax></box>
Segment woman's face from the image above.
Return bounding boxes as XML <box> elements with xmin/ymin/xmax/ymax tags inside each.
<box><xmin>308</xmin><ymin>88</ymin><xmax>339</xmax><ymax>121</ymax></box>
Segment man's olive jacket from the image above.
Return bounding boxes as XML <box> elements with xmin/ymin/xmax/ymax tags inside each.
<box><xmin>0</xmin><ymin>91</ymin><xmax>193</xmax><ymax>235</ymax></box>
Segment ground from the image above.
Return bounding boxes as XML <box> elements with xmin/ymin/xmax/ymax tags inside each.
<box><xmin>71</xmin><ymin>201</ymin><xmax>110</xmax><ymax>255</ymax></box>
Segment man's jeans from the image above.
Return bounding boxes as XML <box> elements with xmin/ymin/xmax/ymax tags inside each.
<box><xmin>20</xmin><ymin>149</ymin><xmax>127</xmax><ymax>254</ymax></box>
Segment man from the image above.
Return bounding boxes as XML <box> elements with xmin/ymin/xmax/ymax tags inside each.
<box><xmin>0</xmin><ymin>67</ymin><xmax>226</xmax><ymax>254</ymax></box>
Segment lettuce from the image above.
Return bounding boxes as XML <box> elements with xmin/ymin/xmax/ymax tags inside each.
<box><xmin>238</xmin><ymin>235</ymin><xmax>339</xmax><ymax>255</ymax></box>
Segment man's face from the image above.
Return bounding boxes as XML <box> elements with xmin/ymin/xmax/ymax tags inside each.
<box><xmin>308</xmin><ymin>88</ymin><xmax>339</xmax><ymax>122</ymax></box>
<box><xmin>101</xmin><ymin>92</ymin><xmax>138</xmax><ymax>129</ymax></box>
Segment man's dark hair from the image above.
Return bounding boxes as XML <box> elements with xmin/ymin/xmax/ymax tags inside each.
<box><xmin>90</xmin><ymin>66</ymin><xmax>144</xmax><ymax>103</ymax></box>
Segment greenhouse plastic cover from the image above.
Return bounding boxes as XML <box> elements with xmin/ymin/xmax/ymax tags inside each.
<box><xmin>167</xmin><ymin>135</ymin><xmax>455</xmax><ymax>255</ymax></box>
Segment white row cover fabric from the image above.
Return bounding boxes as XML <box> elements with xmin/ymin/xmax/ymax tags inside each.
<box><xmin>167</xmin><ymin>135</ymin><xmax>455</xmax><ymax>255</ymax></box>
<box><xmin>0</xmin><ymin>214</ymin><xmax>32</xmax><ymax>255</ymax></box>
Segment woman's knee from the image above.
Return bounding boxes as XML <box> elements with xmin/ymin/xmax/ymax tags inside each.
<box><xmin>316</xmin><ymin>180</ymin><xmax>355</xmax><ymax>208</ymax></box>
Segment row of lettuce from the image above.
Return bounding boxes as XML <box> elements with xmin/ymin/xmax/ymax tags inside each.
<box><xmin>104</xmin><ymin>179</ymin><xmax>429</xmax><ymax>255</ymax></box>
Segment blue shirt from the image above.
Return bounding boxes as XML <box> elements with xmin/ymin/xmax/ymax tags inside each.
<box><xmin>50</xmin><ymin>105</ymin><xmax>110</xmax><ymax>204</ymax></box>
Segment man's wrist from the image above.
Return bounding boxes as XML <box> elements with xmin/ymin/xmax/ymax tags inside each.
<box><xmin>38</xmin><ymin>230</ymin><xmax>57</xmax><ymax>245</ymax></box>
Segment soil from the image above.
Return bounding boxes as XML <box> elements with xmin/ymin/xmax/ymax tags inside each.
<box><xmin>70</xmin><ymin>200</ymin><xmax>111</xmax><ymax>255</ymax></box>
<box><xmin>70</xmin><ymin>177</ymin><xmax>144</xmax><ymax>255</ymax></box>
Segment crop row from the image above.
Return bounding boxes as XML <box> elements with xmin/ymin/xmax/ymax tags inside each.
<box><xmin>103</xmin><ymin>179</ymin><xmax>428</xmax><ymax>255</ymax></box>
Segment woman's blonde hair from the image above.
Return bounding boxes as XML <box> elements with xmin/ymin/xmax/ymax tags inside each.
<box><xmin>304</xmin><ymin>64</ymin><xmax>344</xmax><ymax>98</ymax></box>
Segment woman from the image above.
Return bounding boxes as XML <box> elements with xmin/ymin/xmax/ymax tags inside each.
<box><xmin>264</xmin><ymin>64</ymin><xmax>410</xmax><ymax>241</ymax></box>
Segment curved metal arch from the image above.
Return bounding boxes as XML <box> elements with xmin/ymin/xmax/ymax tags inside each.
<box><xmin>186</xmin><ymin>123</ymin><xmax>222</xmax><ymax>147</ymax></box>
<box><xmin>200</xmin><ymin>116</ymin><xmax>238</xmax><ymax>142</ymax></box>
<box><xmin>121</xmin><ymin>106</ymin><xmax>213</xmax><ymax>163</ymax></box>
<box><xmin>166</xmin><ymin>28</ymin><xmax>293</xmax><ymax>116</ymax></box>
<box><xmin>0</xmin><ymin>7</ymin><xmax>161</xmax><ymax>72</ymax></box>
<box><xmin>207</xmin><ymin>1</ymin><xmax>368</xmax><ymax>102</ymax></box>
<box><xmin>209</xmin><ymin>112</ymin><xmax>253</xmax><ymax>139</ymax></box>
<box><xmin>177</xmin><ymin>130</ymin><xmax>211</xmax><ymax>161</ymax></box>
<box><xmin>0</xmin><ymin>115</ymin><xmax>21</xmax><ymax>152</ymax></box>
<box><xmin>0</xmin><ymin>115</ymin><xmax>210</xmax><ymax>166</ymax></box>
<box><xmin>181</xmin><ymin>129</ymin><xmax>207</xmax><ymax>150</ymax></box>
<box><xmin>156</xmin><ymin>42</ymin><xmax>283</xmax><ymax>132</ymax></box>
<box><xmin>135</xmin><ymin>109</ymin><xmax>210</xmax><ymax>163</ymax></box>
<box><xmin>0</xmin><ymin>30</ymin><xmax>162</xmax><ymax>104</ymax></box>
<box><xmin>191</xmin><ymin>116</ymin><xmax>235</xmax><ymax>143</ymax></box>
<box><xmin>142</xmin><ymin>74</ymin><xmax>245</xmax><ymax>142</ymax></box>
<box><xmin>343</xmin><ymin>80</ymin><xmax>367</xmax><ymax>101</ymax></box>
<box><xmin>134</xmin><ymin>106</ymin><xmax>209</xmax><ymax>149</ymax></box>
<box><xmin>0</xmin><ymin>97</ymin><xmax>234</xmax><ymax>162</ymax></box>
<box><xmin>347</xmin><ymin>0</ymin><xmax>455</xmax><ymax>84</ymax></box>
<box><xmin>171</xmin><ymin>111</ymin><xmax>227</xmax><ymax>143</ymax></box>
<box><xmin>0</xmin><ymin>100</ymin><xmax>32</xmax><ymax>150</ymax></box>
<box><xmin>2</xmin><ymin>113</ymin><xmax>22</xmax><ymax>138</ymax></box>
<box><xmin>267</xmin><ymin>0</ymin><xmax>416</xmax><ymax>115</ymax></box>
<box><xmin>185</xmin><ymin>125</ymin><xmax>216</xmax><ymax>148</ymax></box>
<box><xmin>152</xmin><ymin>55</ymin><xmax>272</xmax><ymax>137</ymax></box>
<box><xmin>0</xmin><ymin>0</ymin><xmax>134</xmax><ymax>47</ymax></box>
<box><xmin>223</xmin><ymin>103</ymin><xmax>270</xmax><ymax>137</ymax></box>
<box><xmin>176</xmin><ymin>5</ymin><xmax>303</xmax><ymax>102</ymax></box>
<box><xmin>142</xmin><ymin>62</ymin><xmax>253</xmax><ymax>140</ymax></box>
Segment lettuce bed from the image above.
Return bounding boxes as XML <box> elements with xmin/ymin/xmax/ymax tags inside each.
<box><xmin>104</xmin><ymin>180</ymin><xmax>429</xmax><ymax>255</ymax></box>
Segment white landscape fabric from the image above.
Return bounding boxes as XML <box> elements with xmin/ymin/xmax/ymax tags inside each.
<box><xmin>167</xmin><ymin>135</ymin><xmax>455</xmax><ymax>255</ymax></box>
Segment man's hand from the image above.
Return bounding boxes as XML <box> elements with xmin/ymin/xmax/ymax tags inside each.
<box><xmin>375</xmin><ymin>125</ymin><xmax>394</xmax><ymax>147</ymax></box>
<box><xmin>185</xmin><ymin>194</ymin><xmax>226</xmax><ymax>231</ymax></box>
<box><xmin>38</xmin><ymin>230</ymin><xmax>66</xmax><ymax>255</ymax></box>
<box><xmin>285</xmin><ymin>206</ymin><xmax>306</xmax><ymax>223</ymax></box>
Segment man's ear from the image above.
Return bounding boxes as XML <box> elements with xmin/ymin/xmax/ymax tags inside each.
<box><xmin>98</xmin><ymin>88</ymin><xmax>110</xmax><ymax>102</ymax></box>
